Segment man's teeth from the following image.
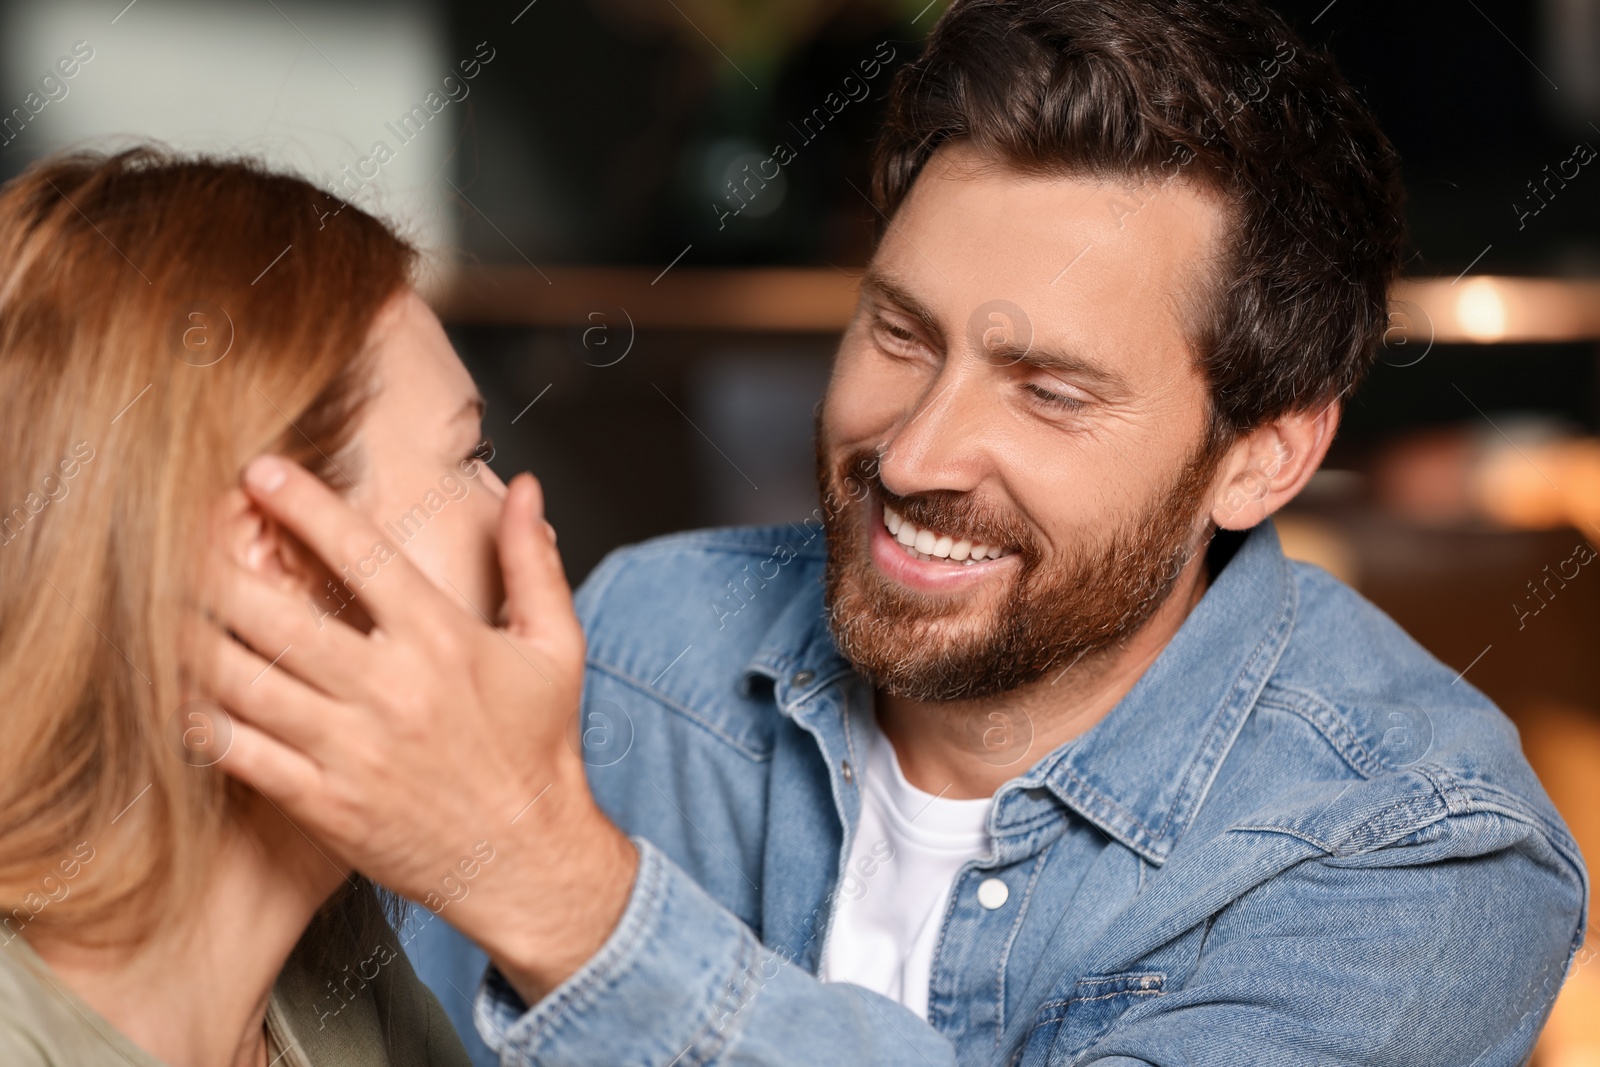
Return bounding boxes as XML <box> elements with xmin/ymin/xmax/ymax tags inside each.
<box><xmin>881</xmin><ymin>505</ymin><xmax>1011</xmax><ymax>563</ymax></box>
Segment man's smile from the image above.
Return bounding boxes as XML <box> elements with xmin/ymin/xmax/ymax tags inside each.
<box><xmin>868</xmin><ymin>494</ymin><xmax>1021</xmax><ymax>594</ymax></box>
<box><xmin>881</xmin><ymin>501</ymin><xmax>1016</xmax><ymax>563</ymax></box>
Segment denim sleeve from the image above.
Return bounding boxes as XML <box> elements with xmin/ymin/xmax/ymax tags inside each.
<box><xmin>472</xmin><ymin>837</ymin><xmax>956</xmax><ymax>1067</ymax></box>
<box><xmin>1068</xmin><ymin>814</ymin><xmax>1588</xmax><ymax>1067</ymax></box>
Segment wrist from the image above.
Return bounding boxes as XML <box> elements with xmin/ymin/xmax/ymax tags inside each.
<box><xmin>446</xmin><ymin>782</ymin><xmax>639</xmax><ymax>1003</ymax></box>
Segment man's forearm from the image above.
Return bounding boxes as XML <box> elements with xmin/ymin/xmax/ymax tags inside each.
<box><xmin>472</xmin><ymin>838</ymin><xmax>958</xmax><ymax>1067</ymax></box>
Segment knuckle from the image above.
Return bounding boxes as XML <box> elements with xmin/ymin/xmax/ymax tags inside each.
<box><xmin>380</xmin><ymin>678</ymin><xmax>440</xmax><ymax>738</ymax></box>
<box><xmin>381</xmin><ymin>678</ymin><xmax>429</xmax><ymax>723</ymax></box>
<box><xmin>425</xmin><ymin>622</ymin><xmax>472</xmax><ymax>670</ymax></box>
<box><xmin>435</xmin><ymin>624</ymin><xmax>467</xmax><ymax>661</ymax></box>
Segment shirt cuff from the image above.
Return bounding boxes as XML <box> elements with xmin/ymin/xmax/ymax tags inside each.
<box><xmin>473</xmin><ymin>836</ymin><xmax>763</xmax><ymax>1066</ymax></box>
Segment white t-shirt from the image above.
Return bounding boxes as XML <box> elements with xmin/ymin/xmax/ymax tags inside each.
<box><xmin>819</xmin><ymin>713</ymin><xmax>994</xmax><ymax>1019</ymax></box>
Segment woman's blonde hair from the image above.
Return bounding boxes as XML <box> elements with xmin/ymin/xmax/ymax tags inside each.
<box><xmin>0</xmin><ymin>147</ymin><xmax>416</xmax><ymax>945</ymax></box>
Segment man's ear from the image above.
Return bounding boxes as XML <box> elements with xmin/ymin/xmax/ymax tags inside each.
<box><xmin>1209</xmin><ymin>401</ymin><xmax>1340</xmax><ymax>531</ymax></box>
<box><xmin>211</xmin><ymin>486</ymin><xmax>323</xmax><ymax>592</ymax></box>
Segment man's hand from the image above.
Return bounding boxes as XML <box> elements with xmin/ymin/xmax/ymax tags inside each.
<box><xmin>189</xmin><ymin>454</ymin><xmax>638</xmax><ymax>1002</ymax></box>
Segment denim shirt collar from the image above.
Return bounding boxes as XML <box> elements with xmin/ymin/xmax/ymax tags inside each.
<box><xmin>743</xmin><ymin>521</ymin><xmax>1299</xmax><ymax>868</ymax></box>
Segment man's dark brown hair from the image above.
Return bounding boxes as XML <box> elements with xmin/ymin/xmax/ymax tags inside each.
<box><xmin>871</xmin><ymin>0</ymin><xmax>1407</xmax><ymax>442</ymax></box>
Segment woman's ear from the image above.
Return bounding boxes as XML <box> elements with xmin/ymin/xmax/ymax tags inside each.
<box><xmin>211</xmin><ymin>485</ymin><xmax>374</xmax><ymax>634</ymax></box>
<box><xmin>1209</xmin><ymin>401</ymin><xmax>1341</xmax><ymax>530</ymax></box>
<box><xmin>211</xmin><ymin>486</ymin><xmax>322</xmax><ymax>592</ymax></box>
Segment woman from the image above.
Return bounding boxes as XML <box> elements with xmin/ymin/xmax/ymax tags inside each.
<box><xmin>0</xmin><ymin>147</ymin><xmax>499</xmax><ymax>1065</ymax></box>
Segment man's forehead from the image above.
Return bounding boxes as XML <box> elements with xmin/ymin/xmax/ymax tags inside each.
<box><xmin>897</xmin><ymin>142</ymin><xmax>1227</xmax><ymax>275</ymax></box>
<box><xmin>872</xmin><ymin>147</ymin><xmax>1226</xmax><ymax>375</ymax></box>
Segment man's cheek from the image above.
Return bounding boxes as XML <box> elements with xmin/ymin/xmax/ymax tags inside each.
<box><xmin>822</xmin><ymin>349</ymin><xmax>907</xmax><ymax>448</ymax></box>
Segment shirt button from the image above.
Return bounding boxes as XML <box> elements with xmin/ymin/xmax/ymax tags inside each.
<box><xmin>791</xmin><ymin>669</ymin><xmax>815</xmax><ymax>687</ymax></box>
<box><xmin>977</xmin><ymin>877</ymin><xmax>1009</xmax><ymax>910</ymax></box>
<box><xmin>841</xmin><ymin>760</ymin><xmax>854</xmax><ymax>784</ymax></box>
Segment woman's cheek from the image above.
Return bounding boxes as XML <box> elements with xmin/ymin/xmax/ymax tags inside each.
<box><xmin>423</xmin><ymin>505</ymin><xmax>503</xmax><ymax>617</ymax></box>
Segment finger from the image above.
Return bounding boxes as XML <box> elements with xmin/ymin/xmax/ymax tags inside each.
<box><xmin>183</xmin><ymin>612</ymin><xmax>343</xmax><ymax>754</ymax></box>
<box><xmin>240</xmin><ymin>455</ymin><xmax>453</xmax><ymax>642</ymax></box>
<box><xmin>216</xmin><ymin>715</ymin><xmax>325</xmax><ymax>811</ymax></box>
<box><xmin>202</xmin><ymin>554</ymin><xmax>370</xmax><ymax>700</ymax></box>
<box><xmin>500</xmin><ymin>473</ymin><xmax>578</xmax><ymax>641</ymax></box>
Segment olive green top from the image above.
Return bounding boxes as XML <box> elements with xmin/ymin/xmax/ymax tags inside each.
<box><xmin>0</xmin><ymin>914</ymin><xmax>471</xmax><ymax>1067</ymax></box>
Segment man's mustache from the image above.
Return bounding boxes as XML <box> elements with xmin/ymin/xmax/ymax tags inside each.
<box><xmin>841</xmin><ymin>451</ymin><xmax>1035</xmax><ymax>558</ymax></box>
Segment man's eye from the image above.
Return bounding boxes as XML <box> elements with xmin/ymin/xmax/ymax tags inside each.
<box><xmin>1025</xmin><ymin>383</ymin><xmax>1086</xmax><ymax>412</ymax></box>
<box><xmin>872</xmin><ymin>316</ymin><xmax>921</xmax><ymax>353</ymax></box>
<box><xmin>465</xmin><ymin>437</ymin><xmax>495</xmax><ymax>464</ymax></box>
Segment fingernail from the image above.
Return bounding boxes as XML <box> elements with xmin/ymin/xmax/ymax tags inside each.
<box><xmin>245</xmin><ymin>456</ymin><xmax>286</xmax><ymax>493</ymax></box>
<box><xmin>544</xmin><ymin>521</ymin><xmax>557</xmax><ymax>544</ymax></box>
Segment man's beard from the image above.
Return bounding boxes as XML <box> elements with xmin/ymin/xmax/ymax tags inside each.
<box><xmin>819</xmin><ymin>432</ymin><xmax>1227</xmax><ymax>703</ymax></box>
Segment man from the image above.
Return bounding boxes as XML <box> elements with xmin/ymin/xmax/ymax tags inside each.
<box><xmin>204</xmin><ymin>1</ymin><xmax>1588</xmax><ymax>1064</ymax></box>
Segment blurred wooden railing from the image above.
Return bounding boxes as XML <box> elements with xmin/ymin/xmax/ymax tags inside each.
<box><xmin>432</xmin><ymin>265</ymin><xmax>1600</xmax><ymax>343</ymax></box>
<box><xmin>431</xmin><ymin>265</ymin><xmax>863</xmax><ymax>332</ymax></box>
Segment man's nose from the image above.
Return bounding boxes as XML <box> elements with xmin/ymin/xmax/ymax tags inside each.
<box><xmin>877</xmin><ymin>364</ymin><xmax>996</xmax><ymax>497</ymax></box>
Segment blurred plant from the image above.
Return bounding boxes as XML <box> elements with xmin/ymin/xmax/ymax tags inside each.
<box><xmin>589</xmin><ymin>0</ymin><xmax>944</xmax><ymax>86</ymax></box>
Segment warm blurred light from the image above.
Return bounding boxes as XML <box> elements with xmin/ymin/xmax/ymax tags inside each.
<box><xmin>1475</xmin><ymin>441</ymin><xmax>1570</xmax><ymax>529</ymax></box>
<box><xmin>1557</xmin><ymin>439</ymin><xmax>1600</xmax><ymax>530</ymax></box>
<box><xmin>1372</xmin><ymin>430</ymin><xmax>1475</xmax><ymax>525</ymax></box>
<box><xmin>1536</xmin><ymin>936</ymin><xmax>1600</xmax><ymax>1067</ymax></box>
<box><xmin>1523</xmin><ymin>697</ymin><xmax>1600</xmax><ymax>1066</ymax></box>
<box><xmin>1274</xmin><ymin>514</ymin><xmax>1361</xmax><ymax>587</ymax></box>
<box><xmin>1387</xmin><ymin>276</ymin><xmax>1600</xmax><ymax>344</ymax></box>
<box><xmin>1456</xmin><ymin>278</ymin><xmax>1509</xmax><ymax>341</ymax></box>
<box><xmin>1468</xmin><ymin>434</ymin><xmax>1600</xmax><ymax>531</ymax></box>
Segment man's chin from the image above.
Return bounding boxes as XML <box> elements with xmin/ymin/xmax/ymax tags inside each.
<box><xmin>824</xmin><ymin>566</ymin><xmax>1023</xmax><ymax>702</ymax></box>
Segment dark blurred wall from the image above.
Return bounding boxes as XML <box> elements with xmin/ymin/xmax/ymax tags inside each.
<box><xmin>441</xmin><ymin>0</ymin><xmax>1600</xmax><ymax>276</ymax></box>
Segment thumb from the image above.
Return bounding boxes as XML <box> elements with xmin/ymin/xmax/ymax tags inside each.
<box><xmin>499</xmin><ymin>472</ymin><xmax>577</xmax><ymax>640</ymax></box>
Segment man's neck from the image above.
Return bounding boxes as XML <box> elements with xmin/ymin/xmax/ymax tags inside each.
<box><xmin>877</xmin><ymin>553</ymin><xmax>1212</xmax><ymax>800</ymax></box>
<box><xmin>28</xmin><ymin>795</ymin><xmax>345</xmax><ymax>1067</ymax></box>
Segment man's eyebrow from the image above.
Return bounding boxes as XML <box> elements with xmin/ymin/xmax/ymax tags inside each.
<box><xmin>863</xmin><ymin>266</ymin><xmax>1132</xmax><ymax>397</ymax></box>
<box><xmin>859</xmin><ymin>267</ymin><xmax>944</xmax><ymax>338</ymax></box>
<box><xmin>1002</xmin><ymin>345</ymin><xmax>1131</xmax><ymax>396</ymax></box>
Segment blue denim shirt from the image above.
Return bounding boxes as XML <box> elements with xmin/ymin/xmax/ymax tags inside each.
<box><xmin>408</xmin><ymin>520</ymin><xmax>1588</xmax><ymax>1066</ymax></box>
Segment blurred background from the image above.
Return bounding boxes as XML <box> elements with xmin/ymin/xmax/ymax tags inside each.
<box><xmin>4</xmin><ymin>0</ymin><xmax>1598</xmax><ymax>1062</ymax></box>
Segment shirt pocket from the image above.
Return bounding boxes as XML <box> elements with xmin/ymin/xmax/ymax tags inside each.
<box><xmin>1020</xmin><ymin>971</ymin><xmax>1167</xmax><ymax>1065</ymax></box>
